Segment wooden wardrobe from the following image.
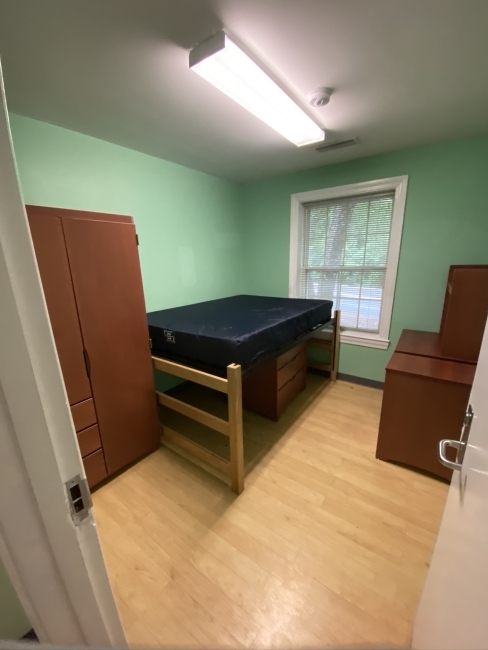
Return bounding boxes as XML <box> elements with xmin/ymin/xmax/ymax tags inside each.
<box><xmin>27</xmin><ymin>206</ymin><xmax>160</xmax><ymax>488</ymax></box>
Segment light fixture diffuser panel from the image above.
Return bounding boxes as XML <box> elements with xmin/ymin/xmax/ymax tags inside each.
<box><xmin>190</xmin><ymin>32</ymin><xmax>324</xmax><ymax>147</ymax></box>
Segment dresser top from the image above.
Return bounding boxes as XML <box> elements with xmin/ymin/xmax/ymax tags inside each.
<box><xmin>396</xmin><ymin>329</ymin><xmax>443</xmax><ymax>358</ymax></box>
<box><xmin>386</xmin><ymin>351</ymin><xmax>476</xmax><ymax>386</ymax></box>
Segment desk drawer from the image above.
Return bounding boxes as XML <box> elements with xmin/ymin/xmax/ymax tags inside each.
<box><xmin>77</xmin><ymin>424</ymin><xmax>102</xmax><ymax>458</ymax></box>
<box><xmin>83</xmin><ymin>449</ymin><xmax>107</xmax><ymax>489</ymax></box>
<box><xmin>277</xmin><ymin>342</ymin><xmax>306</xmax><ymax>370</ymax></box>
<box><xmin>71</xmin><ymin>398</ymin><xmax>97</xmax><ymax>432</ymax></box>
<box><xmin>277</xmin><ymin>366</ymin><xmax>306</xmax><ymax>418</ymax></box>
<box><xmin>277</xmin><ymin>348</ymin><xmax>307</xmax><ymax>390</ymax></box>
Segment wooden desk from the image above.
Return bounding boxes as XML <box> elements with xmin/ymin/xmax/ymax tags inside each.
<box><xmin>376</xmin><ymin>352</ymin><xmax>475</xmax><ymax>480</ymax></box>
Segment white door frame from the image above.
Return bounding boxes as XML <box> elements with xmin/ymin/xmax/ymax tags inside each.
<box><xmin>0</xmin><ymin>63</ymin><xmax>125</xmax><ymax>646</ymax></box>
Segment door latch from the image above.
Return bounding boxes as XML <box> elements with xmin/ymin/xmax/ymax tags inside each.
<box><xmin>65</xmin><ymin>474</ymin><xmax>92</xmax><ymax>525</ymax></box>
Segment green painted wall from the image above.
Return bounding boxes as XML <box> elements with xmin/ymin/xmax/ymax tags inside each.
<box><xmin>240</xmin><ymin>136</ymin><xmax>488</xmax><ymax>382</ymax></box>
<box><xmin>0</xmin><ymin>560</ymin><xmax>30</xmax><ymax>639</ymax></box>
<box><xmin>9</xmin><ymin>114</ymin><xmax>243</xmax><ymax>311</ymax></box>
<box><xmin>9</xmin><ymin>114</ymin><xmax>243</xmax><ymax>390</ymax></box>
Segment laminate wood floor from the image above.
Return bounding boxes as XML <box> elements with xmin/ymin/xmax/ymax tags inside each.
<box><xmin>92</xmin><ymin>374</ymin><xmax>448</xmax><ymax>648</ymax></box>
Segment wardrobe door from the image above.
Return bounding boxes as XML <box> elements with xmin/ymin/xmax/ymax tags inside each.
<box><xmin>62</xmin><ymin>217</ymin><xmax>160</xmax><ymax>474</ymax></box>
<box><xmin>27</xmin><ymin>211</ymin><xmax>92</xmax><ymax>405</ymax></box>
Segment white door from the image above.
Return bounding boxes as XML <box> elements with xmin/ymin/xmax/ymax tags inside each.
<box><xmin>0</xmin><ymin>62</ymin><xmax>125</xmax><ymax>646</ymax></box>
<box><xmin>412</xmin><ymin>318</ymin><xmax>488</xmax><ymax>649</ymax></box>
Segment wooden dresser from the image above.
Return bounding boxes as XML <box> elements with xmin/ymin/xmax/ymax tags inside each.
<box><xmin>242</xmin><ymin>311</ymin><xmax>340</xmax><ymax>422</ymax></box>
<box><xmin>377</xmin><ymin>348</ymin><xmax>475</xmax><ymax>480</ymax></box>
<box><xmin>242</xmin><ymin>342</ymin><xmax>307</xmax><ymax>421</ymax></box>
<box><xmin>27</xmin><ymin>206</ymin><xmax>160</xmax><ymax>488</ymax></box>
<box><xmin>376</xmin><ymin>265</ymin><xmax>488</xmax><ymax>480</ymax></box>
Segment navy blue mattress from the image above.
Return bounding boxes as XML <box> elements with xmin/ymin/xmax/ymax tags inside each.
<box><xmin>148</xmin><ymin>295</ymin><xmax>332</xmax><ymax>376</ymax></box>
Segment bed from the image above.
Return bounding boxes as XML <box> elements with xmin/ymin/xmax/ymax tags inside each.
<box><xmin>148</xmin><ymin>295</ymin><xmax>340</xmax><ymax>494</ymax></box>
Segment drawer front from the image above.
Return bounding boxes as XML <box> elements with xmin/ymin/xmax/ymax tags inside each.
<box><xmin>277</xmin><ymin>366</ymin><xmax>307</xmax><ymax>418</ymax></box>
<box><xmin>277</xmin><ymin>342</ymin><xmax>306</xmax><ymax>370</ymax></box>
<box><xmin>83</xmin><ymin>449</ymin><xmax>107</xmax><ymax>489</ymax></box>
<box><xmin>277</xmin><ymin>348</ymin><xmax>307</xmax><ymax>390</ymax></box>
<box><xmin>71</xmin><ymin>398</ymin><xmax>97</xmax><ymax>432</ymax></box>
<box><xmin>77</xmin><ymin>424</ymin><xmax>102</xmax><ymax>458</ymax></box>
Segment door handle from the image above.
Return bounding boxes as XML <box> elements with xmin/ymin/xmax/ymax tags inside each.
<box><xmin>83</xmin><ymin>348</ymin><xmax>91</xmax><ymax>377</ymax></box>
<box><xmin>438</xmin><ymin>404</ymin><xmax>474</xmax><ymax>472</ymax></box>
<box><xmin>439</xmin><ymin>439</ymin><xmax>464</xmax><ymax>471</ymax></box>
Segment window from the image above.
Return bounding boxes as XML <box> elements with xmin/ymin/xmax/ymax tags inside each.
<box><xmin>289</xmin><ymin>176</ymin><xmax>408</xmax><ymax>349</ymax></box>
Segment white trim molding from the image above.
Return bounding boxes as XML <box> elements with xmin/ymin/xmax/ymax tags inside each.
<box><xmin>289</xmin><ymin>175</ymin><xmax>408</xmax><ymax>349</ymax></box>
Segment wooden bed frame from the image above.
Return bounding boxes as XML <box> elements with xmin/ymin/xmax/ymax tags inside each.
<box><xmin>306</xmin><ymin>309</ymin><xmax>341</xmax><ymax>381</ymax></box>
<box><xmin>152</xmin><ymin>310</ymin><xmax>340</xmax><ymax>494</ymax></box>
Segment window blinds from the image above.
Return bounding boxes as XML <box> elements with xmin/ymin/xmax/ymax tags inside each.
<box><xmin>300</xmin><ymin>191</ymin><xmax>395</xmax><ymax>332</ymax></box>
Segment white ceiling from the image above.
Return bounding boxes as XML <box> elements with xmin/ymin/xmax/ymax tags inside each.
<box><xmin>1</xmin><ymin>0</ymin><xmax>487</xmax><ymax>182</ymax></box>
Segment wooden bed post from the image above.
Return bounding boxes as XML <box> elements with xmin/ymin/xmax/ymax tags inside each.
<box><xmin>306</xmin><ymin>309</ymin><xmax>341</xmax><ymax>380</ymax></box>
<box><xmin>227</xmin><ymin>363</ymin><xmax>244</xmax><ymax>495</ymax></box>
<box><xmin>330</xmin><ymin>309</ymin><xmax>341</xmax><ymax>381</ymax></box>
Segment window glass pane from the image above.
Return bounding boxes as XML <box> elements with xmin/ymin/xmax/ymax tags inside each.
<box><xmin>305</xmin><ymin>208</ymin><xmax>327</xmax><ymax>266</ymax></box>
<box><xmin>305</xmin><ymin>269</ymin><xmax>337</xmax><ymax>300</ymax></box>
<box><xmin>300</xmin><ymin>191</ymin><xmax>394</xmax><ymax>333</ymax></box>
<box><xmin>343</xmin><ymin>200</ymin><xmax>369</xmax><ymax>266</ymax></box>
<box><xmin>360</xmin><ymin>269</ymin><xmax>385</xmax><ymax>301</ymax></box>
<box><xmin>339</xmin><ymin>298</ymin><xmax>360</xmax><ymax>329</ymax></box>
<box><xmin>358</xmin><ymin>300</ymin><xmax>381</xmax><ymax>331</ymax></box>
<box><xmin>324</xmin><ymin>204</ymin><xmax>349</xmax><ymax>266</ymax></box>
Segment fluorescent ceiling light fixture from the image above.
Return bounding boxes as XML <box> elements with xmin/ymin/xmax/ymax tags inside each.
<box><xmin>189</xmin><ymin>32</ymin><xmax>325</xmax><ymax>147</ymax></box>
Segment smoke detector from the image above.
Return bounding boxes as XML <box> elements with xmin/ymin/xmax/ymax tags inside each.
<box><xmin>307</xmin><ymin>87</ymin><xmax>332</xmax><ymax>108</ymax></box>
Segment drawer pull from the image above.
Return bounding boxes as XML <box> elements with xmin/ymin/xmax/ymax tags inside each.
<box><xmin>277</xmin><ymin>343</ymin><xmax>306</xmax><ymax>370</ymax></box>
<box><xmin>279</xmin><ymin>367</ymin><xmax>303</xmax><ymax>392</ymax></box>
<box><xmin>281</xmin><ymin>349</ymin><xmax>302</xmax><ymax>369</ymax></box>
<box><xmin>277</xmin><ymin>348</ymin><xmax>307</xmax><ymax>391</ymax></box>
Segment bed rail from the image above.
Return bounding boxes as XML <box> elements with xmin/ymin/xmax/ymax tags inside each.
<box><xmin>152</xmin><ymin>357</ymin><xmax>244</xmax><ymax>494</ymax></box>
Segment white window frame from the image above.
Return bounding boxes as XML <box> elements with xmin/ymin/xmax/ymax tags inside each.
<box><xmin>289</xmin><ymin>175</ymin><xmax>408</xmax><ymax>350</ymax></box>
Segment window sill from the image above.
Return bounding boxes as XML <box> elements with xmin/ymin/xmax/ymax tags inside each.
<box><xmin>340</xmin><ymin>331</ymin><xmax>390</xmax><ymax>350</ymax></box>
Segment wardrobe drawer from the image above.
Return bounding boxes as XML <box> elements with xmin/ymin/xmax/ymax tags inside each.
<box><xmin>83</xmin><ymin>449</ymin><xmax>107</xmax><ymax>489</ymax></box>
<box><xmin>277</xmin><ymin>367</ymin><xmax>306</xmax><ymax>418</ymax></box>
<box><xmin>71</xmin><ymin>398</ymin><xmax>97</xmax><ymax>432</ymax></box>
<box><xmin>77</xmin><ymin>424</ymin><xmax>102</xmax><ymax>459</ymax></box>
<box><xmin>277</xmin><ymin>342</ymin><xmax>306</xmax><ymax>370</ymax></box>
<box><xmin>277</xmin><ymin>348</ymin><xmax>307</xmax><ymax>390</ymax></box>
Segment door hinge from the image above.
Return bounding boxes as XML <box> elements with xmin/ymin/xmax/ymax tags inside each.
<box><xmin>136</xmin><ymin>233</ymin><xmax>139</xmax><ymax>246</ymax></box>
<box><xmin>65</xmin><ymin>474</ymin><xmax>92</xmax><ymax>525</ymax></box>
